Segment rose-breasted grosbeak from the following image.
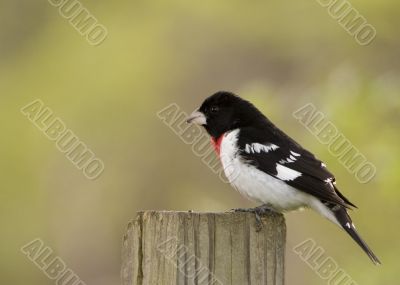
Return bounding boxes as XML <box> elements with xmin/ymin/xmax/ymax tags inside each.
<box><xmin>187</xmin><ymin>91</ymin><xmax>380</xmax><ymax>265</ymax></box>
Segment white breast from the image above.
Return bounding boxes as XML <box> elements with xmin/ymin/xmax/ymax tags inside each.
<box><xmin>219</xmin><ymin>130</ymin><xmax>313</xmax><ymax>211</ymax></box>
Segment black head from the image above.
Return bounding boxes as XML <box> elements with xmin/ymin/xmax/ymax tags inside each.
<box><xmin>187</xmin><ymin>91</ymin><xmax>266</xmax><ymax>138</ymax></box>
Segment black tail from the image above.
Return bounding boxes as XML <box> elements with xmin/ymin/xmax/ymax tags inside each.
<box><xmin>334</xmin><ymin>207</ymin><xmax>381</xmax><ymax>265</ymax></box>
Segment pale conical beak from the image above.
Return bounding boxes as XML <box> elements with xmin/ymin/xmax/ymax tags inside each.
<box><xmin>186</xmin><ymin>110</ymin><xmax>207</xmax><ymax>125</ymax></box>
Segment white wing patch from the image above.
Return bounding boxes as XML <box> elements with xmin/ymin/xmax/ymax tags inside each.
<box><xmin>324</xmin><ymin>177</ymin><xmax>336</xmax><ymax>186</ymax></box>
<box><xmin>245</xmin><ymin>143</ymin><xmax>279</xmax><ymax>154</ymax></box>
<box><xmin>278</xmin><ymin>151</ymin><xmax>301</xmax><ymax>164</ymax></box>
<box><xmin>279</xmin><ymin>154</ymin><xmax>298</xmax><ymax>164</ymax></box>
<box><xmin>275</xmin><ymin>164</ymin><xmax>302</xmax><ymax>181</ymax></box>
<box><xmin>290</xmin><ymin>151</ymin><xmax>301</xmax><ymax>157</ymax></box>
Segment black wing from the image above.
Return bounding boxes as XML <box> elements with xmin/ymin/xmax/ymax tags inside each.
<box><xmin>238</xmin><ymin>127</ymin><xmax>356</xmax><ymax>209</ymax></box>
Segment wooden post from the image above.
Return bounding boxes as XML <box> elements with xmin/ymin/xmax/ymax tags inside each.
<box><xmin>121</xmin><ymin>211</ymin><xmax>286</xmax><ymax>285</ymax></box>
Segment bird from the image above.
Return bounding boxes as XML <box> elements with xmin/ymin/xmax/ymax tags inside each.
<box><xmin>186</xmin><ymin>91</ymin><xmax>380</xmax><ymax>265</ymax></box>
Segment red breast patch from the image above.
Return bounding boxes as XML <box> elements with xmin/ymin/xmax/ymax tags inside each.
<box><xmin>211</xmin><ymin>134</ymin><xmax>224</xmax><ymax>157</ymax></box>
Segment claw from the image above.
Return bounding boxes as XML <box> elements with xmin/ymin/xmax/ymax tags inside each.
<box><xmin>254</xmin><ymin>212</ymin><xmax>263</xmax><ymax>232</ymax></box>
<box><xmin>231</xmin><ymin>204</ymin><xmax>276</xmax><ymax>232</ymax></box>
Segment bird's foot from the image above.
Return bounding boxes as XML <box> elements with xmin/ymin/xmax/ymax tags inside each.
<box><xmin>232</xmin><ymin>204</ymin><xmax>276</xmax><ymax>232</ymax></box>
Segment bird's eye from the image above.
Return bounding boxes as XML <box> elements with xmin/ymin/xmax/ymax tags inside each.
<box><xmin>210</xmin><ymin>106</ymin><xmax>219</xmax><ymax>113</ymax></box>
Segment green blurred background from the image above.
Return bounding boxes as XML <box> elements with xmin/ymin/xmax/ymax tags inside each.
<box><xmin>1</xmin><ymin>0</ymin><xmax>399</xmax><ymax>284</ymax></box>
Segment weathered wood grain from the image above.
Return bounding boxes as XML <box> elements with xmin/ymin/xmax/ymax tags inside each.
<box><xmin>121</xmin><ymin>211</ymin><xmax>286</xmax><ymax>285</ymax></box>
